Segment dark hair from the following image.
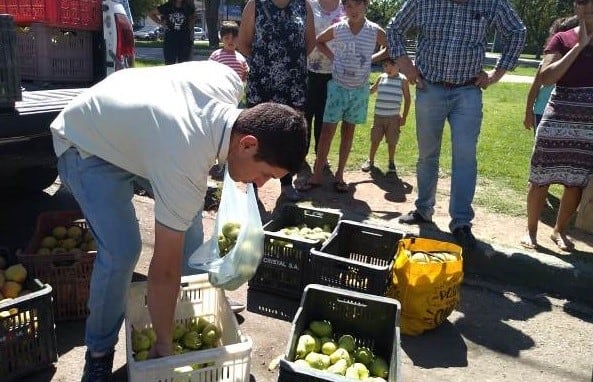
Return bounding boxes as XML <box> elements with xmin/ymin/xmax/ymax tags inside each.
<box><xmin>220</xmin><ymin>21</ymin><xmax>239</xmax><ymax>38</ymax></box>
<box><xmin>232</xmin><ymin>103</ymin><xmax>308</xmax><ymax>174</ymax></box>
<box><xmin>341</xmin><ymin>0</ymin><xmax>370</xmax><ymax>6</ymax></box>
<box><xmin>545</xmin><ymin>16</ymin><xmax>579</xmax><ymax>48</ymax></box>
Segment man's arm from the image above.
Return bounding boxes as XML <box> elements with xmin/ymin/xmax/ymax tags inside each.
<box><xmin>147</xmin><ymin>222</ymin><xmax>184</xmax><ymax>358</ymax></box>
<box><xmin>386</xmin><ymin>0</ymin><xmax>420</xmax><ymax>85</ymax></box>
<box><xmin>369</xmin><ymin>75</ymin><xmax>381</xmax><ymax>94</ymax></box>
<box><xmin>305</xmin><ymin>0</ymin><xmax>316</xmax><ymax>56</ymax></box>
<box><xmin>316</xmin><ymin>25</ymin><xmax>336</xmax><ymax>62</ymax></box>
<box><xmin>148</xmin><ymin>8</ymin><xmax>165</xmax><ymax>27</ymax></box>
<box><xmin>491</xmin><ymin>1</ymin><xmax>526</xmax><ymax>81</ymax></box>
<box><xmin>238</xmin><ymin>0</ymin><xmax>255</xmax><ymax>57</ymax></box>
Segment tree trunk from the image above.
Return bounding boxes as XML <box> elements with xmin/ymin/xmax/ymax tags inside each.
<box><xmin>205</xmin><ymin>0</ymin><xmax>220</xmax><ymax>48</ymax></box>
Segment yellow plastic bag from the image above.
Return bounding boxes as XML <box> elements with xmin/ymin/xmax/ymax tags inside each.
<box><xmin>386</xmin><ymin>237</ymin><xmax>463</xmax><ymax>335</ymax></box>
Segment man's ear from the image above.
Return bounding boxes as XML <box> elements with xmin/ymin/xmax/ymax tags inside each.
<box><xmin>238</xmin><ymin>134</ymin><xmax>259</xmax><ymax>152</ymax></box>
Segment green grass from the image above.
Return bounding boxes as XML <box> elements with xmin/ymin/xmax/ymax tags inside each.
<box><xmin>484</xmin><ymin>64</ymin><xmax>538</xmax><ymax>77</ymax></box>
<box><xmin>129</xmin><ymin>60</ymin><xmax>543</xmax><ymax>216</ymax></box>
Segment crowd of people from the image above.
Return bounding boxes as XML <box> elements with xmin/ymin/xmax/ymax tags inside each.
<box><xmin>49</xmin><ymin>0</ymin><xmax>593</xmax><ymax>380</ymax></box>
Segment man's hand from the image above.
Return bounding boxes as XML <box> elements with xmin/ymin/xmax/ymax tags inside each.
<box><xmin>396</xmin><ymin>56</ymin><xmax>423</xmax><ymax>88</ymax></box>
<box><xmin>475</xmin><ymin>69</ymin><xmax>506</xmax><ymax>89</ymax></box>
<box><xmin>148</xmin><ymin>341</ymin><xmax>173</xmax><ymax>359</ymax></box>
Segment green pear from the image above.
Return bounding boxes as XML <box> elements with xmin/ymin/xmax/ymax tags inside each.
<box><xmin>369</xmin><ymin>356</ymin><xmax>389</xmax><ymax>378</ymax></box>
<box><xmin>338</xmin><ymin>334</ymin><xmax>356</xmax><ymax>352</ymax></box>
<box><xmin>309</xmin><ymin>320</ymin><xmax>332</xmax><ymax>338</ymax></box>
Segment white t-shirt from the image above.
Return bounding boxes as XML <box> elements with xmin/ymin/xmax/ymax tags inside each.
<box><xmin>51</xmin><ymin>61</ymin><xmax>243</xmax><ymax>231</ymax></box>
<box><xmin>307</xmin><ymin>0</ymin><xmax>344</xmax><ymax>74</ymax></box>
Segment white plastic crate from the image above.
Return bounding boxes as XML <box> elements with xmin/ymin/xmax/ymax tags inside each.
<box><xmin>125</xmin><ymin>274</ymin><xmax>252</xmax><ymax>382</ymax></box>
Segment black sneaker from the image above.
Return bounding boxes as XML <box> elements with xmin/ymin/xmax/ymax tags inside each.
<box><xmin>452</xmin><ymin>226</ymin><xmax>477</xmax><ymax>250</ymax></box>
<box><xmin>81</xmin><ymin>349</ymin><xmax>114</xmax><ymax>382</ymax></box>
<box><xmin>399</xmin><ymin>210</ymin><xmax>431</xmax><ymax>225</ymax></box>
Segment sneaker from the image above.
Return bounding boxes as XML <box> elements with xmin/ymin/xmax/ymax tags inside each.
<box><xmin>81</xmin><ymin>349</ymin><xmax>114</xmax><ymax>382</ymax></box>
<box><xmin>281</xmin><ymin>185</ymin><xmax>301</xmax><ymax>202</ymax></box>
<box><xmin>387</xmin><ymin>162</ymin><xmax>397</xmax><ymax>174</ymax></box>
<box><xmin>227</xmin><ymin>298</ymin><xmax>246</xmax><ymax>314</ymax></box>
<box><xmin>399</xmin><ymin>210</ymin><xmax>431</xmax><ymax>225</ymax></box>
<box><xmin>361</xmin><ymin>159</ymin><xmax>373</xmax><ymax>172</ymax></box>
<box><xmin>452</xmin><ymin>225</ymin><xmax>477</xmax><ymax>250</ymax></box>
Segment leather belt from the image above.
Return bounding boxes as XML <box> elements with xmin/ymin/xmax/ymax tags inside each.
<box><xmin>430</xmin><ymin>78</ymin><xmax>476</xmax><ymax>88</ymax></box>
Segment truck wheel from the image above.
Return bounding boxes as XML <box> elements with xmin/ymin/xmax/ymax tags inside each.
<box><xmin>0</xmin><ymin>167</ymin><xmax>58</xmax><ymax>196</ymax></box>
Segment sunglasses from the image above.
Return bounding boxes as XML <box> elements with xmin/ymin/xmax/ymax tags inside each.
<box><xmin>576</xmin><ymin>0</ymin><xmax>593</xmax><ymax>5</ymax></box>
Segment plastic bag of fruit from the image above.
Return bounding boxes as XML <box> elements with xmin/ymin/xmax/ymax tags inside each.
<box><xmin>188</xmin><ymin>169</ymin><xmax>264</xmax><ymax>290</ymax></box>
<box><xmin>386</xmin><ymin>237</ymin><xmax>463</xmax><ymax>335</ymax></box>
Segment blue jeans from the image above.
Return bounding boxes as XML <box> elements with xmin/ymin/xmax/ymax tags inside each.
<box><xmin>414</xmin><ymin>82</ymin><xmax>482</xmax><ymax>231</ymax></box>
<box><xmin>57</xmin><ymin>148</ymin><xmax>204</xmax><ymax>353</ymax></box>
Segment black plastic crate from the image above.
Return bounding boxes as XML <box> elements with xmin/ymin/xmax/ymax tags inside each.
<box><xmin>248</xmin><ymin>204</ymin><xmax>342</xmax><ymax>299</ymax></box>
<box><xmin>279</xmin><ymin>284</ymin><xmax>401</xmax><ymax>382</ymax></box>
<box><xmin>308</xmin><ymin>220</ymin><xmax>405</xmax><ymax>296</ymax></box>
<box><xmin>0</xmin><ymin>279</ymin><xmax>58</xmax><ymax>381</ymax></box>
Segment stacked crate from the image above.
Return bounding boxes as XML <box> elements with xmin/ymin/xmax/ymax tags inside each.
<box><xmin>1</xmin><ymin>0</ymin><xmax>101</xmax><ymax>83</ymax></box>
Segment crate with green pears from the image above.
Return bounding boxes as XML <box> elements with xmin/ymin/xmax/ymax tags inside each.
<box><xmin>249</xmin><ymin>204</ymin><xmax>343</xmax><ymax>299</ymax></box>
<box><xmin>125</xmin><ymin>274</ymin><xmax>252</xmax><ymax>382</ymax></box>
<box><xmin>279</xmin><ymin>284</ymin><xmax>401</xmax><ymax>382</ymax></box>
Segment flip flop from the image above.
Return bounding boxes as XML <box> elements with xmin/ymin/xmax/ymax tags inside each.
<box><xmin>333</xmin><ymin>181</ymin><xmax>349</xmax><ymax>193</ymax></box>
<box><xmin>296</xmin><ymin>181</ymin><xmax>322</xmax><ymax>192</ymax></box>
<box><xmin>519</xmin><ymin>235</ymin><xmax>537</xmax><ymax>250</ymax></box>
<box><xmin>550</xmin><ymin>233</ymin><xmax>575</xmax><ymax>251</ymax></box>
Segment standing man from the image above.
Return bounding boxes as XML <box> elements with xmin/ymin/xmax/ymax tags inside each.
<box><xmin>387</xmin><ymin>0</ymin><xmax>526</xmax><ymax>249</ymax></box>
<box><xmin>50</xmin><ymin>61</ymin><xmax>307</xmax><ymax>381</ymax></box>
<box><xmin>149</xmin><ymin>0</ymin><xmax>196</xmax><ymax>65</ymax></box>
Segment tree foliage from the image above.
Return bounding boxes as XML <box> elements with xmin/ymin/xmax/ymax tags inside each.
<box><xmin>129</xmin><ymin>0</ymin><xmax>162</xmax><ymax>20</ymax></box>
<box><xmin>366</xmin><ymin>0</ymin><xmax>404</xmax><ymax>28</ymax></box>
<box><xmin>510</xmin><ymin>0</ymin><xmax>575</xmax><ymax>58</ymax></box>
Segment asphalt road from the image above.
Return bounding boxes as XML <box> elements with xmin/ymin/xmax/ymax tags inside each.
<box><xmin>2</xmin><ymin>181</ymin><xmax>592</xmax><ymax>382</ymax></box>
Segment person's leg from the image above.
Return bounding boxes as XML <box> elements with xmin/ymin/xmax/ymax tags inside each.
<box><xmin>365</xmin><ymin>116</ymin><xmax>385</xmax><ymax>167</ymax></box>
<box><xmin>447</xmin><ymin>85</ymin><xmax>483</xmax><ymax>232</ymax></box>
<box><xmin>386</xmin><ymin>115</ymin><xmax>401</xmax><ymax>173</ymax></box>
<box><xmin>522</xmin><ymin>182</ymin><xmax>550</xmax><ymax>248</ymax></box>
<box><xmin>58</xmin><ymin>148</ymin><xmax>141</xmax><ymax>379</ymax></box>
<box><xmin>551</xmin><ymin>186</ymin><xmax>583</xmax><ymax>250</ymax></box>
<box><xmin>163</xmin><ymin>37</ymin><xmax>176</xmax><ymax>65</ymax></box>
<box><xmin>335</xmin><ymin>121</ymin><xmax>355</xmax><ymax>184</ymax></box>
<box><xmin>315</xmin><ymin>74</ymin><xmax>332</xmax><ymax>154</ymax></box>
<box><xmin>305</xmin><ymin>71</ymin><xmax>317</xmax><ymax>153</ymax></box>
<box><xmin>178</xmin><ymin>36</ymin><xmax>193</xmax><ymax>63</ymax></box>
<box><xmin>410</xmin><ymin>83</ymin><xmax>448</xmax><ymax>221</ymax></box>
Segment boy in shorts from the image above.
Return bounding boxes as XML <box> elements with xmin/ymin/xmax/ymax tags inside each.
<box><xmin>361</xmin><ymin>58</ymin><xmax>410</xmax><ymax>176</ymax></box>
<box><xmin>298</xmin><ymin>0</ymin><xmax>387</xmax><ymax>193</ymax></box>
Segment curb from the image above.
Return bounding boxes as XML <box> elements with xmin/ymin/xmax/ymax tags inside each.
<box><xmin>333</xmin><ymin>208</ymin><xmax>593</xmax><ymax>306</ymax></box>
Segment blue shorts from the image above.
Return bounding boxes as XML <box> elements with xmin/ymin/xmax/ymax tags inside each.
<box><xmin>323</xmin><ymin>80</ymin><xmax>370</xmax><ymax>125</ymax></box>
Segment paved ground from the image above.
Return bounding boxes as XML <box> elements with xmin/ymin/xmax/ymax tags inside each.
<box><xmin>4</xmin><ymin>173</ymin><xmax>592</xmax><ymax>382</ymax></box>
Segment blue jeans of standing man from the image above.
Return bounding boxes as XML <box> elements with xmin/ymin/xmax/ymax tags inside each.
<box><xmin>414</xmin><ymin>82</ymin><xmax>482</xmax><ymax>232</ymax></box>
<box><xmin>57</xmin><ymin>148</ymin><xmax>204</xmax><ymax>354</ymax></box>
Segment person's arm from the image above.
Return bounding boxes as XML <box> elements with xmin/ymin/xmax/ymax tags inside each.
<box><xmin>238</xmin><ymin>0</ymin><xmax>255</xmax><ymax>57</ymax></box>
<box><xmin>316</xmin><ymin>25</ymin><xmax>336</xmax><ymax>62</ymax></box>
<box><xmin>540</xmin><ymin>22</ymin><xmax>592</xmax><ymax>85</ymax></box>
<box><xmin>386</xmin><ymin>0</ymin><xmax>419</xmax><ymax>84</ymax></box>
<box><xmin>304</xmin><ymin>0</ymin><xmax>316</xmax><ymax>56</ymax></box>
<box><xmin>369</xmin><ymin>75</ymin><xmax>381</xmax><ymax>94</ymax></box>
<box><xmin>147</xmin><ymin>222</ymin><xmax>184</xmax><ymax>358</ymax></box>
<box><xmin>490</xmin><ymin>1</ymin><xmax>526</xmax><ymax>85</ymax></box>
<box><xmin>523</xmin><ymin>66</ymin><xmax>544</xmax><ymax>130</ymax></box>
<box><xmin>372</xmin><ymin>28</ymin><xmax>388</xmax><ymax>63</ymax></box>
<box><xmin>401</xmin><ymin>78</ymin><xmax>411</xmax><ymax>125</ymax></box>
<box><xmin>148</xmin><ymin>8</ymin><xmax>165</xmax><ymax>28</ymax></box>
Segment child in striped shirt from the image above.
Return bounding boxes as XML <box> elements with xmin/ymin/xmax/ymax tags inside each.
<box><xmin>361</xmin><ymin>57</ymin><xmax>410</xmax><ymax>176</ymax></box>
<box><xmin>209</xmin><ymin>21</ymin><xmax>249</xmax><ymax>81</ymax></box>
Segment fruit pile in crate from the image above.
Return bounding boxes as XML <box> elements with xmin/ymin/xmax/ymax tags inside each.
<box><xmin>125</xmin><ymin>274</ymin><xmax>252</xmax><ymax>382</ymax></box>
<box><xmin>0</xmin><ymin>249</ymin><xmax>58</xmax><ymax>381</ymax></box>
<box><xmin>291</xmin><ymin>320</ymin><xmax>390</xmax><ymax>381</ymax></box>
<box><xmin>279</xmin><ymin>284</ymin><xmax>402</xmax><ymax>382</ymax></box>
<box><xmin>131</xmin><ymin>317</ymin><xmax>223</xmax><ymax>364</ymax></box>
<box><xmin>18</xmin><ymin>210</ymin><xmax>96</xmax><ymax>321</ymax></box>
<box><xmin>249</xmin><ymin>204</ymin><xmax>342</xmax><ymax>299</ymax></box>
